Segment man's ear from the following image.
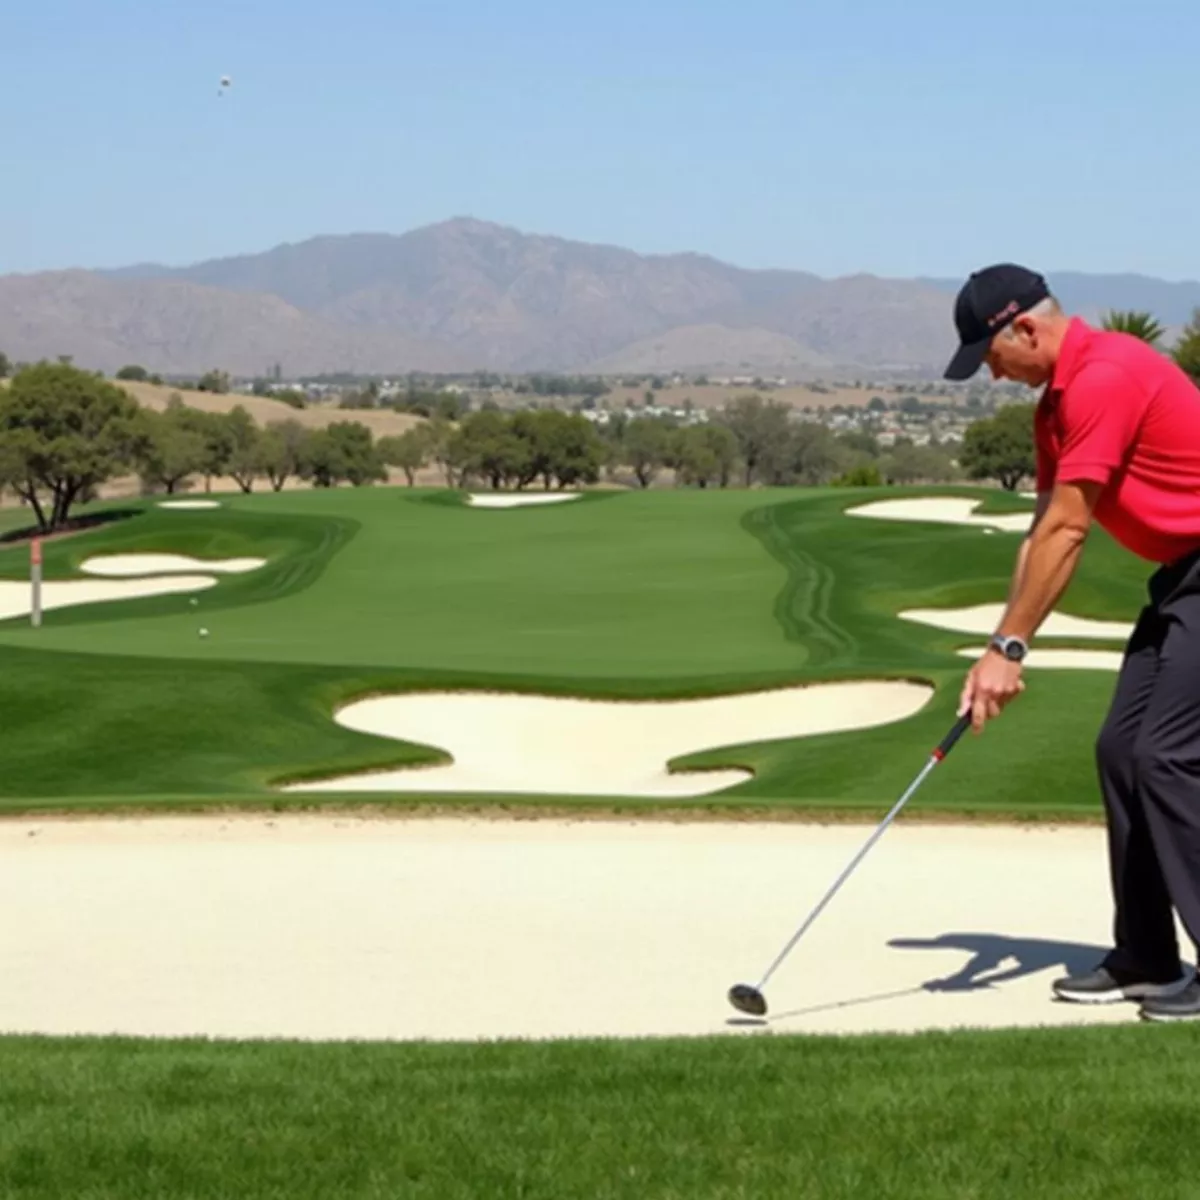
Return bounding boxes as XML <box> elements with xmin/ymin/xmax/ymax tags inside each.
<box><xmin>1012</xmin><ymin>314</ymin><xmax>1039</xmax><ymax>345</ymax></box>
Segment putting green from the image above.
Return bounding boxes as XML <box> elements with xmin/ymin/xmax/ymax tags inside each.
<box><xmin>0</xmin><ymin>485</ymin><xmax>1149</xmax><ymax>813</ymax></box>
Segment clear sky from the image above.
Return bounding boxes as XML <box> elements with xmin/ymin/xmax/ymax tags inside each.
<box><xmin>9</xmin><ymin>0</ymin><xmax>1200</xmax><ymax>280</ymax></box>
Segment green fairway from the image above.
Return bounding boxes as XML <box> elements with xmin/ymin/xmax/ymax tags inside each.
<box><xmin>0</xmin><ymin>485</ymin><xmax>1149</xmax><ymax>813</ymax></box>
<box><xmin>0</xmin><ymin>1025</ymin><xmax>1196</xmax><ymax>1199</ymax></box>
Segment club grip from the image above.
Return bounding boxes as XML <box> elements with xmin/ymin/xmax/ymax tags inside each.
<box><xmin>933</xmin><ymin>713</ymin><xmax>972</xmax><ymax>761</ymax></box>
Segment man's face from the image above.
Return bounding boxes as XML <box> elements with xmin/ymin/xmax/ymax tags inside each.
<box><xmin>983</xmin><ymin>317</ymin><xmax>1054</xmax><ymax>388</ymax></box>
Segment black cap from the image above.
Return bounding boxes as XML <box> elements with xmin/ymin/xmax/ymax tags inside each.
<box><xmin>943</xmin><ymin>264</ymin><xmax>1051</xmax><ymax>380</ymax></box>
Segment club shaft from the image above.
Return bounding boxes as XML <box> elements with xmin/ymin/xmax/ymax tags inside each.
<box><xmin>754</xmin><ymin>753</ymin><xmax>941</xmax><ymax>991</ymax></box>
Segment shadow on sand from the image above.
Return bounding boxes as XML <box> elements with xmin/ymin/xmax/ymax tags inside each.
<box><xmin>751</xmin><ymin>932</ymin><xmax>1107</xmax><ymax>1026</ymax></box>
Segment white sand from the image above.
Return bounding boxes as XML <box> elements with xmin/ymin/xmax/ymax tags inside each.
<box><xmin>957</xmin><ymin>647</ymin><xmax>1124</xmax><ymax>671</ymax></box>
<box><xmin>0</xmin><ymin>575</ymin><xmax>217</xmax><ymax>620</ymax></box>
<box><xmin>80</xmin><ymin>554</ymin><xmax>265</xmax><ymax>577</ymax></box>
<box><xmin>466</xmin><ymin>492</ymin><xmax>581</xmax><ymax>508</ymax></box>
<box><xmin>284</xmin><ymin>682</ymin><xmax>935</xmax><ymax>797</ymax></box>
<box><xmin>157</xmin><ymin>500</ymin><xmax>222</xmax><ymax>510</ymax></box>
<box><xmin>847</xmin><ymin>497</ymin><xmax>1034</xmax><ymax>533</ymax></box>
<box><xmin>900</xmin><ymin>603</ymin><xmax>1133</xmax><ymax>640</ymax></box>
<box><xmin>0</xmin><ymin>814</ymin><xmax>1163</xmax><ymax>1043</ymax></box>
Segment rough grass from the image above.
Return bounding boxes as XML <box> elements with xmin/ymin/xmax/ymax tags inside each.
<box><xmin>0</xmin><ymin>1025</ymin><xmax>1197</xmax><ymax>1198</ymax></box>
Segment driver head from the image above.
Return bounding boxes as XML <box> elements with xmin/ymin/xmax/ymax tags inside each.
<box><xmin>728</xmin><ymin>983</ymin><xmax>768</xmax><ymax>1017</ymax></box>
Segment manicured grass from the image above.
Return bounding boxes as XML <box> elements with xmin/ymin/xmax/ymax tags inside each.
<box><xmin>0</xmin><ymin>485</ymin><xmax>1150</xmax><ymax>813</ymax></box>
<box><xmin>0</xmin><ymin>1025</ymin><xmax>1197</xmax><ymax>1198</ymax></box>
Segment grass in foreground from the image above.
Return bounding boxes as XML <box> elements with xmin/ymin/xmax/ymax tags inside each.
<box><xmin>0</xmin><ymin>1025</ymin><xmax>1198</xmax><ymax>1198</ymax></box>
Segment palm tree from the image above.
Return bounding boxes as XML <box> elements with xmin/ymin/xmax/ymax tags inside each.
<box><xmin>1171</xmin><ymin>308</ymin><xmax>1200</xmax><ymax>386</ymax></box>
<box><xmin>1101</xmin><ymin>310</ymin><xmax>1166</xmax><ymax>347</ymax></box>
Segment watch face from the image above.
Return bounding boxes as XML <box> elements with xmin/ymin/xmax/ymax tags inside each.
<box><xmin>1005</xmin><ymin>641</ymin><xmax>1025</xmax><ymax>661</ymax></box>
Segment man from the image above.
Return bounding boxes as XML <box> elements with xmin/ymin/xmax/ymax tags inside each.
<box><xmin>945</xmin><ymin>263</ymin><xmax>1200</xmax><ymax>1021</ymax></box>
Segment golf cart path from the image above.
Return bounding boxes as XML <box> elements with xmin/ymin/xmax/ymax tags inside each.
<box><xmin>0</xmin><ymin>814</ymin><xmax>1156</xmax><ymax>1044</ymax></box>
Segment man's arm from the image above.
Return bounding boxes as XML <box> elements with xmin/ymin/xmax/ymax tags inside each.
<box><xmin>995</xmin><ymin>480</ymin><xmax>1103</xmax><ymax>643</ymax></box>
<box><xmin>1001</xmin><ymin>491</ymin><xmax>1053</xmax><ymax>611</ymax></box>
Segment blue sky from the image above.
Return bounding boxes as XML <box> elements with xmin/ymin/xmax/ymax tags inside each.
<box><xmin>8</xmin><ymin>0</ymin><xmax>1200</xmax><ymax>279</ymax></box>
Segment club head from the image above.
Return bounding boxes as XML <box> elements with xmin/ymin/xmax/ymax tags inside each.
<box><xmin>728</xmin><ymin>983</ymin><xmax>768</xmax><ymax>1017</ymax></box>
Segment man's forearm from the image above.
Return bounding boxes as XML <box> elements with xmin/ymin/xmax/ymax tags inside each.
<box><xmin>996</xmin><ymin>521</ymin><xmax>1088</xmax><ymax>643</ymax></box>
<box><xmin>1004</xmin><ymin>535</ymin><xmax>1032</xmax><ymax>610</ymax></box>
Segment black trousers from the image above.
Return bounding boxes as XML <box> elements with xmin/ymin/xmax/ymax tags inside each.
<box><xmin>1096</xmin><ymin>547</ymin><xmax>1200</xmax><ymax>981</ymax></box>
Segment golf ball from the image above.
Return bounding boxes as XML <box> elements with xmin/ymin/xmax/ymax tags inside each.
<box><xmin>199</xmin><ymin>628</ymin><xmax>209</xmax><ymax>638</ymax></box>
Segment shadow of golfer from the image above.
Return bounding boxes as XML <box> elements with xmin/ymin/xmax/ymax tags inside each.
<box><xmin>888</xmin><ymin>932</ymin><xmax>1107</xmax><ymax>993</ymax></box>
<box><xmin>754</xmin><ymin>932</ymin><xmax>1107</xmax><ymax>1026</ymax></box>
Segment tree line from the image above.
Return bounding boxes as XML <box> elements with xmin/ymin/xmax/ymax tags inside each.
<box><xmin>0</xmin><ymin>362</ymin><xmax>1035</xmax><ymax>533</ymax></box>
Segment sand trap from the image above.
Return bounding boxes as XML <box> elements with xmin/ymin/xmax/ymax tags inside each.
<box><xmin>957</xmin><ymin>647</ymin><xmax>1124</xmax><ymax>671</ymax></box>
<box><xmin>847</xmin><ymin>497</ymin><xmax>1034</xmax><ymax>533</ymax></box>
<box><xmin>158</xmin><ymin>500</ymin><xmax>221</xmax><ymax>510</ymax></box>
<box><xmin>0</xmin><ymin>575</ymin><xmax>217</xmax><ymax>621</ymax></box>
<box><xmin>900</xmin><ymin>603</ymin><xmax>1133</xmax><ymax>640</ymax></box>
<box><xmin>80</xmin><ymin>554</ymin><xmax>265</xmax><ymax>577</ymax></box>
<box><xmin>466</xmin><ymin>492</ymin><xmax>581</xmax><ymax>508</ymax></box>
<box><xmin>284</xmin><ymin>682</ymin><xmax>934</xmax><ymax>798</ymax></box>
<box><xmin>0</xmin><ymin>813</ymin><xmax>1170</xmax><ymax>1043</ymax></box>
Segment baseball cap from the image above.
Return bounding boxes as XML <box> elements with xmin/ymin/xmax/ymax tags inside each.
<box><xmin>943</xmin><ymin>264</ymin><xmax>1051</xmax><ymax>380</ymax></box>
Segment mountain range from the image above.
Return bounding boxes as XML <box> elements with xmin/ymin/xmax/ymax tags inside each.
<box><xmin>2</xmin><ymin>218</ymin><xmax>1198</xmax><ymax>378</ymax></box>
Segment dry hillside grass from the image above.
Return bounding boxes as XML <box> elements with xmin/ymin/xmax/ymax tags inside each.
<box><xmin>118</xmin><ymin>380</ymin><xmax>425</xmax><ymax>436</ymax></box>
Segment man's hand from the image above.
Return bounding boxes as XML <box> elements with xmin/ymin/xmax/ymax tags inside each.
<box><xmin>959</xmin><ymin>650</ymin><xmax>1026</xmax><ymax>733</ymax></box>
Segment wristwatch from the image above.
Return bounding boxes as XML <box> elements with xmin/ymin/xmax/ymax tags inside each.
<box><xmin>989</xmin><ymin>633</ymin><xmax>1028</xmax><ymax>662</ymax></box>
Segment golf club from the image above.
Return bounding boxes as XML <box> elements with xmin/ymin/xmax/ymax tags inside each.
<box><xmin>728</xmin><ymin>712</ymin><xmax>972</xmax><ymax>1018</ymax></box>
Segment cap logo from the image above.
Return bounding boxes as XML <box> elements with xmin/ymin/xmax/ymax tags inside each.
<box><xmin>986</xmin><ymin>300</ymin><xmax>1020</xmax><ymax>328</ymax></box>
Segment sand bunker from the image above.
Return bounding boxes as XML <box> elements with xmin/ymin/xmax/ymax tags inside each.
<box><xmin>0</xmin><ymin>814</ymin><xmax>1169</xmax><ymax>1043</ymax></box>
<box><xmin>80</xmin><ymin>554</ymin><xmax>265</xmax><ymax>577</ymax></box>
<box><xmin>466</xmin><ymin>493</ymin><xmax>581</xmax><ymax>508</ymax></box>
<box><xmin>158</xmin><ymin>500</ymin><xmax>221</xmax><ymax>510</ymax></box>
<box><xmin>0</xmin><ymin>575</ymin><xmax>217</xmax><ymax>621</ymax></box>
<box><xmin>847</xmin><ymin>497</ymin><xmax>1034</xmax><ymax>533</ymax></box>
<box><xmin>957</xmin><ymin>647</ymin><xmax>1123</xmax><ymax>671</ymax></box>
<box><xmin>900</xmin><ymin>603</ymin><xmax>1133</xmax><ymax>640</ymax></box>
<box><xmin>284</xmin><ymin>682</ymin><xmax>934</xmax><ymax>798</ymax></box>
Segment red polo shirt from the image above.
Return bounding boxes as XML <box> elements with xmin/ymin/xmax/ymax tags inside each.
<box><xmin>1035</xmin><ymin>318</ymin><xmax>1200</xmax><ymax>563</ymax></box>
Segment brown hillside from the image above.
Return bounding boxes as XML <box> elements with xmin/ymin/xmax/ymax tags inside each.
<box><xmin>117</xmin><ymin>380</ymin><xmax>425</xmax><ymax>437</ymax></box>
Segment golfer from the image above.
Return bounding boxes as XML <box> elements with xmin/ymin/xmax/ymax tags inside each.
<box><xmin>945</xmin><ymin>263</ymin><xmax>1200</xmax><ymax>1021</ymax></box>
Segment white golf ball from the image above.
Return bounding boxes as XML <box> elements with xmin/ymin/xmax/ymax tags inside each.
<box><xmin>199</xmin><ymin>628</ymin><xmax>209</xmax><ymax>638</ymax></box>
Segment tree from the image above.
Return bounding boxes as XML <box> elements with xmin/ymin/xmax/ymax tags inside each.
<box><xmin>672</xmin><ymin>424</ymin><xmax>739</xmax><ymax>488</ymax></box>
<box><xmin>510</xmin><ymin>410</ymin><xmax>605</xmax><ymax>490</ymax></box>
<box><xmin>0</xmin><ymin>363</ymin><xmax>144</xmax><ymax>530</ymax></box>
<box><xmin>297</xmin><ymin>422</ymin><xmax>385</xmax><ymax>488</ymax></box>
<box><xmin>196</xmin><ymin>369</ymin><xmax>230</xmax><ymax>394</ymax></box>
<box><xmin>881</xmin><ymin>441</ymin><xmax>960</xmax><ymax>485</ymax></box>
<box><xmin>959</xmin><ymin>402</ymin><xmax>1036</xmax><ymax>491</ymax></box>
<box><xmin>135</xmin><ymin>405</ymin><xmax>208</xmax><ymax>494</ymax></box>
<box><xmin>377</xmin><ymin>427</ymin><xmax>432</xmax><ymax>486</ymax></box>
<box><xmin>116</xmin><ymin>365</ymin><xmax>150</xmax><ymax>381</ymax></box>
<box><xmin>838</xmin><ymin>430</ymin><xmax>881</xmax><ymax>458</ymax></box>
<box><xmin>1101</xmin><ymin>310</ymin><xmax>1166</xmax><ymax>347</ymax></box>
<box><xmin>259</xmin><ymin>419</ymin><xmax>307</xmax><ymax>491</ymax></box>
<box><xmin>449</xmin><ymin>411</ymin><xmax>530</xmax><ymax>490</ymax></box>
<box><xmin>832</xmin><ymin>464</ymin><xmax>884</xmax><ymax>487</ymax></box>
<box><xmin>0</xmin><ymin>351</ymin><xmax>12</xmax><ymax>379</ymax></box>
<box><xmin>786</xmin><ymin>423</ymin><xmax>847</xmax><ymax>486</ymax></box>
<box><xmin>715</xmin><ymin>394</ymin><xmax>792</xmax><ymax>485</ymax></box>
<box><xmin>1171</xmin><ymin>309</ymin><xmax>1200</xmax><ymax>386</ymax></box>
<box><xmin>171</xmin><ymin>404</ymin><xmax>237</xmax><ymax>493</ymax></box>
<box><xmin>224</xmin><ymin>406</ymin><xmax>263</xmax><ymax>493</ymax></box>
<box><xmin>622</xmin><ymin>417</ymin><xmax>675</xmax><ymax>488</ymax></box>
